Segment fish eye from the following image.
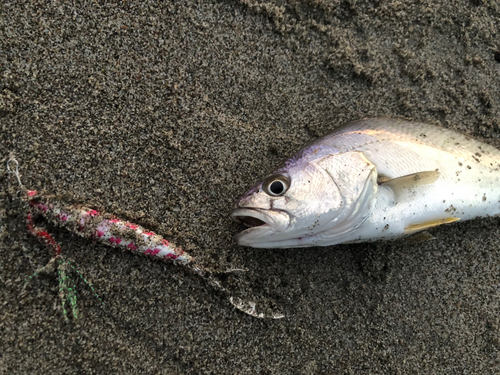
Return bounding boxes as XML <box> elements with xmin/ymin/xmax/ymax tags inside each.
<box><xmin>262</xmin><ymin>174</ymin><xmax>290</xmax><ymax>197</ymax></box>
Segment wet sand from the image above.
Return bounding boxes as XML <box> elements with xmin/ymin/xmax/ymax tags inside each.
<box><xmin>2</xmin><ymin>0</ymin><xmax>500</xmax><ymax>373</ymax></box>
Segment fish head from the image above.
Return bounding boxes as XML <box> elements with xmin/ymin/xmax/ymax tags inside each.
<box><xmin>232</xmin><ymin>149</ymin><xmax>378</xmax><ymax>248</ymax></box>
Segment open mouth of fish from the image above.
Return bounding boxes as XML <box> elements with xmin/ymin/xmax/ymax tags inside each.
<box><xmin>231</xmin><ymin>208</ymin><xmax>291</xmax><ymax>246</ymax></box>
<box><xmin>233</xmin><ymin>212</ymin><xmax>267</xmax><ymax>228</ymax></box>
<box><xmin>232</xmin><ymin>208</ymin><xmax>272</xmax><ymax>228</ymax></box>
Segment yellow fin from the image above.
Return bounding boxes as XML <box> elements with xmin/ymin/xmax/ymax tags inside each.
<box><xmin>379</xmin><ymin>170</ymin><xmax>440</xmax><ymax>189</ymax></box>
<box><xmin>404</xmin><ymin>217</ymin><xmax>460</xmax><ymax>234</ymax></box>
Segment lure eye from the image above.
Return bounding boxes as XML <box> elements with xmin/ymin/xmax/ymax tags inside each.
<box><xmin>262</xmin><ymin>174</ymin><xmax>290</xmax><ymax>197</ymax></box>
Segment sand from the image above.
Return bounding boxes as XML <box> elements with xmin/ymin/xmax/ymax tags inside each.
<box><xmin>2</xmin><ymin>0</ymin><xmax>500</xmax><ymax>373</ymax></box>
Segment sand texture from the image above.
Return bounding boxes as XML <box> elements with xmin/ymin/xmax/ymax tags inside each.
<box><xmin>2</xmin><ymin>0</ymin><xmax>500</xmax><ymax>373</ymax></box>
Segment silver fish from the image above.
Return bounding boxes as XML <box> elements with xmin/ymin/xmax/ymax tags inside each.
<box><xmin>232</xmin><ymin>118</ymin><xmax>500</xmax><ymax>248</ymax></box>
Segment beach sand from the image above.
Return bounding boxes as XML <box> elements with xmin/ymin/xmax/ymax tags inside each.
<box><xmin>2</xmin><ymin>0</ymin><xmax>500</xmax><ymax>373</ymax></box>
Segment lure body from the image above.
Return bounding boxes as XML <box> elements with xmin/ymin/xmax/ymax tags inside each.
<box><xmin>27</xmin><ymin>192</ymin><xmax>195</xmax><ymax>266</ymax></box>
<box><xmin>232</xmin><ymin>118</ymin><xmax>500</xmax><ymax>248</ymax></box>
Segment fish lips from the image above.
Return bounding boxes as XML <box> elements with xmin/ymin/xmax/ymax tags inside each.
<box><xmin>231</xmin><ymin>208</ymin><xmax>291</xmax><ymax>246</ymax></box>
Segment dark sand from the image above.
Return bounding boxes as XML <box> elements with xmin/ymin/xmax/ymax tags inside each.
<box><xmin>2</xmin><ymin>0</ymin><xmax>500</xmax><ymax>373</ymax></box>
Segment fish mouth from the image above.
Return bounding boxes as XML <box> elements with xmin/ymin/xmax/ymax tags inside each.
<box><xmin>231</xmin><ymin>208</ymin><xmax>290</xmax><ymax>246</ymax></box>
<box><xmin>233</xmin><ymin>213</ymin><xmax>268</xmax><ymax>228</ymax></box>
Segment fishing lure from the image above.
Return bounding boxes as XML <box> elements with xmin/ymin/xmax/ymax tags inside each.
<box><xmin>6</xmin><ymin>157</ymin><xmax>283</xmax><ymax>320</ymax></box>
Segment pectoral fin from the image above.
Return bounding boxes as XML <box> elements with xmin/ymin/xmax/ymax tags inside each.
<box><xmin>404</xmin><ymin>217</ymin><xmax>460</xmax><ymax>234</ymax></box>
<box><xmin>378</xmin><ymin>170</ymin><xmax>440</xmax><ymax>189</ymax></box>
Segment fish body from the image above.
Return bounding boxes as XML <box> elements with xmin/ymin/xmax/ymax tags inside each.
<box><xmin>232</xmin><ymin>118</ymin><xmax>500</xmax><ymax>248</ymax></box>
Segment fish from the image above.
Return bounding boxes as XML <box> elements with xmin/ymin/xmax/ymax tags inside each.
<box><xmin>231</xmin><ymin>118</ymin><xmax>500</xmax><ymax>248</ymax></box>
